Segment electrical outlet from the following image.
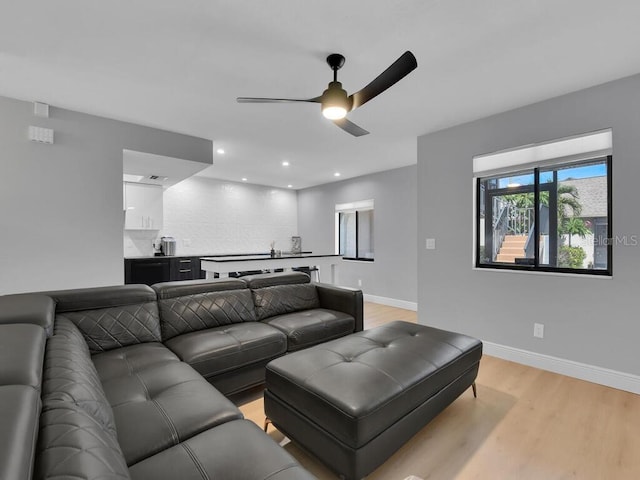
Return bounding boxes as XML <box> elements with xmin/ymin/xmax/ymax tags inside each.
<box><xmin>357</xmin><ymin>279</ymin><xmax>362</xmax><ymax>287</ymax></box>
<box><xmin>425</xmin><ymin>238</ymin><xmax>436</xmax><ymax>250</ymax></box>
<box><xmin>533</xmin><ymin>323</ymin><xmax>544</xmax><ymax>339</ymax></box>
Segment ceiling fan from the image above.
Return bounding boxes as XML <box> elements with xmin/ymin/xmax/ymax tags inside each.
<box><xmin>237</xmin><ymin>51</ymin><xmax>417</xmax><ymax>137</ymax></box>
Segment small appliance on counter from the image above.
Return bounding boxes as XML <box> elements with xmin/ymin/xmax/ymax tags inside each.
<box><xmin>160</xmin><ymin>236</ymin><xmax>177</xmax><ymax>256</ymax></box>
<box><xmin>291</xmin><ymin>236</ymin><xmax>302</xmax><ymax>254</ymax></box>
<box><xmin>152</xmin><ymin>240</ymin><xmax>163</xmax><ymax>256</ymax></box>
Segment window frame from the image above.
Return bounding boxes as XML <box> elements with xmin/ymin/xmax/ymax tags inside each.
<box><xmin>475</xmin><ymin>155</ymin><xmax>612</xmax><ymax>276</ymax></box>
<box><xmin>335</xmin><ymin>200</ymin><xmax>375</xmax><ymax>262</ymax></box>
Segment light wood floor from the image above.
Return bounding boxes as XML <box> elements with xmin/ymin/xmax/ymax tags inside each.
<box><xmin>237</xmin><ymin>303</ymin><xmax>640</xmax><ymax>479</ymax></box>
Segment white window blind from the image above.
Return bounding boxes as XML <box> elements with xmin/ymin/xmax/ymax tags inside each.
<box><xmin>473</xmin><ymin>129</ymin><xmax>612</xmax><ymax>176</ymax></box>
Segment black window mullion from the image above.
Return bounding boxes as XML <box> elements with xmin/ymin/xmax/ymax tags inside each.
<box><xmin>338</xmin><ymin>212</ymin><xmax>343</xmax><ymax>256</ymax></box>
<box><xmin>355</xmin><ymin>210</ymin><xmax>360</xmax><ymax>259</ymax></box>
<box><xmin>607</xmin><ymin>155</ymin><xmax>613</xmax><ymax>275</ymax></box>
<box><xmin>534</xmin><ymin>169</ymin><xmax>540</xmax><ymax>267</ymax></box>
<box><xmin>476</xmin><ymin>178</ymin><xmax>482</xmax><ymax>266</ymax></box>
<box><xmin>549</xmin><ymin>170</ymin><xmax>558</xmax><ymax>266</ymax></box>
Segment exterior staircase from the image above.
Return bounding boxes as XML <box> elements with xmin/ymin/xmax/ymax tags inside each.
<box><xmin>496</xmin><ymin>235</ymin><xmax>527</xmax><ymax>263</ymax></box>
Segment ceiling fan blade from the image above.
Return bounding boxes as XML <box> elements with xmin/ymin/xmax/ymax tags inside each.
<box><xmin>333</xmin><ymin>118</ymin><xmax>369</xmax><ymax>137</ymax></box>
<box><xmin>237</xmin><ymin>96</ymin><xmax>321</xmax><ymax>103</ymax></box>
<box><xmin>349</xmin><ymin>51</ymin><xmax>417</xmax><ymax>110</ymax></box>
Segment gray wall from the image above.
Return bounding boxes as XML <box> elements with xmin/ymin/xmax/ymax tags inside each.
<box><xmin>298</xmin><ymin>165</ymin><xmax>417</xmax><ymax>304</ymax></box>
<box><xmin>0</xmin><ymin>95</ymin><xmax>212</xmax><ymax>294</ymax></box>
<box><xmin>418</xmin><ymin>73</ymin><xmax>640</xmax><ymax>376</ymax></box>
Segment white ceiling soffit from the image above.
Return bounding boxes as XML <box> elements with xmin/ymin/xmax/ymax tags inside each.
<box><xmin>122</xmin><ymin>149</ymin><xmax>209</xmax><ymax>187</ymax></box>
<box><xmin>2</xmin><ymin>1</ymin><xmax>640</xmax><ymax>188</ymax></box>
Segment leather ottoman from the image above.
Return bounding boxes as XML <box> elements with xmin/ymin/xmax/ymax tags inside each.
<box><xmin>264</xmin><ymin>320</ymin><xmax>482</xmax><ymax>479</ymax></box>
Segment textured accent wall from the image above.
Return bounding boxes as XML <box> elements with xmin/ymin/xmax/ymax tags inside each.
<box><xmin>124</xmin><ymin>176</ymin><xmax>298</xmax><ymax>257</ymax></box>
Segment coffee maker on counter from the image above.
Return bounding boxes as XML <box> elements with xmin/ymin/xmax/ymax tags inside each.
<box><xmin>153</xmin><ymin>236</ymin><xmax>177</xmax><ymax>256</ymax></box>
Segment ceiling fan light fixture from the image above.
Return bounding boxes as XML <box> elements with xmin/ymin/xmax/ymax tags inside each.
<box><xmin>322</xmin><ymin>105</ymin><xmax>347</xmax><ymax>120</ymax></box>
<box><xmin>321</xmin><ymin>81</ymin><xmax>349</xmax><ymax>120</ymax></box>
<box><xmin>237</xmin><ymin>51</ymin><xmax>416</xmax><ymax>137</ymax></box>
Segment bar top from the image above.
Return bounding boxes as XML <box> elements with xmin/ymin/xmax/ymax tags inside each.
<box><xmin>201</xmin><ymin>254</ymin><xmax>340</xmax><ymax>263</ymax></box>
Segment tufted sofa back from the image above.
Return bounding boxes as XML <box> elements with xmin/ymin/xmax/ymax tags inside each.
<box><xmin>35</xmin><ymin>317</ymin><xmax>131</xmax><ymax>479</ymax></box>
<box><xmin>241</xmin><ymin>272</ymin><xmax>320</xmax><ymax>321</ymax></box>
<box><xmin>153</xmin><ymin>279</ymin><xmax>257</xmax><ymax>341</ymax></box>
<box><xmin>47</xmin><ymin>285</ymin><xmax>160</xmax><ymax>354</ymax></box>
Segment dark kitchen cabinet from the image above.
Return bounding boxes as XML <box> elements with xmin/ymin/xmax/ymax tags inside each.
<box><xmin>124</xmin><ymin>258</ymin><xmax>171</xmax><ymax>285</ymax></box>
<box><xmin>170</xmin><ymin>257</ymin><xmax>205</xmax><ymax>281</ymax></box>
<box><xmin>125</xmin><ymin>256</ymin><xmax>206</xmax><ymax>285</ymax></box>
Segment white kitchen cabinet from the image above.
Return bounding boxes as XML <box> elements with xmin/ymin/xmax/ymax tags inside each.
<box><xmin>124</xmin><ymin>183</ymin><xmax>163</xmax><ymax>230</ymax></box>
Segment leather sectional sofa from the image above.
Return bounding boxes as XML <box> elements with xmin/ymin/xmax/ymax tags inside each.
<box><xmin>0</xmin><ymin>272</ymin><xmax>363</xmax><ymax>480</ymax></box>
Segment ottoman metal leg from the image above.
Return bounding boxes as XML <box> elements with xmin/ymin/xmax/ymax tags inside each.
<box><xmin>472</xmin><ymin>382</ymin><xmax>477</xmax><ymax>398</ymax></box>
<box><xmin>263</xmin><ymin>417</ymin><xmax>271</xmax><ymax>432</ymax></box>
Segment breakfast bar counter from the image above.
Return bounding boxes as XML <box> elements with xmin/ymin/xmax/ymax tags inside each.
<box><xmin>200</xmin><ymin>254</ymin><xmax>341</xmax><ymax>284</ymax></box>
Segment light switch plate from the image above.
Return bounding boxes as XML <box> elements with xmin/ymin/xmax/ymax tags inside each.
<box><xmin>534</xmin><ymin>323</ymin><xmax>544</xmax><ymax>338</ymax></box>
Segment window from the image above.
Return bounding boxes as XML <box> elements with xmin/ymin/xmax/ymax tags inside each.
<box><xmin>336</xmin><ymin>200</ymin><xmax>374</xmax><ymax>261</ymax></box>
<box><xmin>475</xmin><ymin>130</ymin><xmax>612</xmax><ymax>275</ymax></box>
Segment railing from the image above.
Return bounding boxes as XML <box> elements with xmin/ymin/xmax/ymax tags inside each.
<box><xmin>492</xmin><ymin>198</ymin><xmax>535</xmax><ymax>262</ymax></box>
<box><xmin>507</xmin><ymin>206</ymin><xmax>534</xmax><ymax>235</ymax></box>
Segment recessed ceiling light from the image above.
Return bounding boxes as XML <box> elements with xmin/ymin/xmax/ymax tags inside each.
<box><xmin>216</xmin><ymin>148</ymin><xmax>225</xmax><ymax>155</ymax></box>
<box><xmin>287</xmin><ymin>184</ymin><xmax>293</xmax><ymax>188</ymax></box>
<box><xmin>334</xmin><ymin>172</ymin><xmax>341</xmax><ymax>177</ymax></box>
<box><xmin>282</xmin><ymin>161</ymin><xmax>290</xmax><ymax>167</ymax></box>
<box><xmin>241</xmin><ymin>177</ymin><xmax>247</xmax><ymax>182</ymax></box>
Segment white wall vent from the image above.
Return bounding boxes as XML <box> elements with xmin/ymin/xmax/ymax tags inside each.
<box><xmin>28</xmin><ymin>126</ymin><xmax>54</xmax><ymax>144</ymax></box>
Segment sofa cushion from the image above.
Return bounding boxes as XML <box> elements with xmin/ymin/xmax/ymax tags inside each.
<box><xmin>46</xmin><ymin>284</ymin><xmax>156</xmax><ymax>312</ymax></box>
<box><xmin>0</xmin><ymin>386</ymin><xmax>41</xmax><ymax>480</ymax></box>
<box><xmin>0</xmin><ymin>324</ymin><xmax>46</xmax><ymax>388</ymax></box>
<box><xmin>252</xmin><ymin>283</ymin><xmax>320</xmax><ymax>321</ymax></box>
<box><xmin>128</xmin><ymin>419</ymin><xmax>315</xmax><ymax>480</ymax></box>
<box><xmin>157</xmin><ymin>288</ymin><xmax>257</xmax><ymax>341</ymax></box>
<box><xmin>35</xmin><ymin>403</ymin><xmax>131</xmax><ymax>480</ymax></box>
<box><xmin>264</xmin><ymin>308</ymin><xmax>356</xmax><ymax>351</ymax></box>
<box><xmin>48</xmin><ymin>284</ymin><xmax>161</xmax><ymax>353</ymax></box>
<box><xmin>92</xmin><ymin>343</ymin><xmax>180</xmax><ymax>382</ymax></box>
<box><xmin>52</xmin><ymin>314</ymin><xmax>94</xmax><ymax>349</ymax></box>
<box><xmin>242</xmin><ymin>271</ymin><xmax>311</xmax><ymax>289</ymax></box>
<box><xmin>153</xmin><ymin>278</ymin><xmax>247</xmax><ymax>298</ymax></box>
<box><xmin>56</xmin><ymin>301</ymin><xmax>162</xmax><ymax>354</ymax></box>
<box><xmin>0</xmin><ymin>293</ymin><xmax>55</xmax><ymax>336</ymax></box>
<box><xmin>164</xmin><ymin>323</ymin><xmax>287</xmax><ymax>380</ymax></box>
<box><xmin>100</xmin><ymin>361</ymin><xmax>242</xmax><ymax>465</ymax></box>
<box><xmin>42</xmin><ymin>319</ymin><xmax>117</xmax><ymax>437</ymax></box>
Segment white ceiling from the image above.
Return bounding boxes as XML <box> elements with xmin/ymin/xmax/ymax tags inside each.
<box><xmin>2</xmin><ymin>0</ymin><xmax>640</xmax><ymax>189</ymax></box>
<box><xmin>123</xmin><ymin>149</ymin><xmax>210</xmax><ymax>187</ymax></box>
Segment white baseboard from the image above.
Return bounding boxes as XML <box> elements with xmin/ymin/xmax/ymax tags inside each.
<box><xmin>484</xmin><ymin>341</ymin><xmax>640</xmax><ymax>395</ymax></box>
<box><xmin>363</xmin><ymin>294</ymin><xmax>417</xmax><ymax>311</ymax></box>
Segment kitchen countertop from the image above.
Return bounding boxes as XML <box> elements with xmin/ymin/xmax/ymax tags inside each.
<box><xmin>201</xmin><ymin>254</ymin><xmax>339</xmax><ymax>263</ymax></box>
<box><xmin>125</xmin><ymin>252</ymin><xmax>313</xmax><ymax>260</ymax></box>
